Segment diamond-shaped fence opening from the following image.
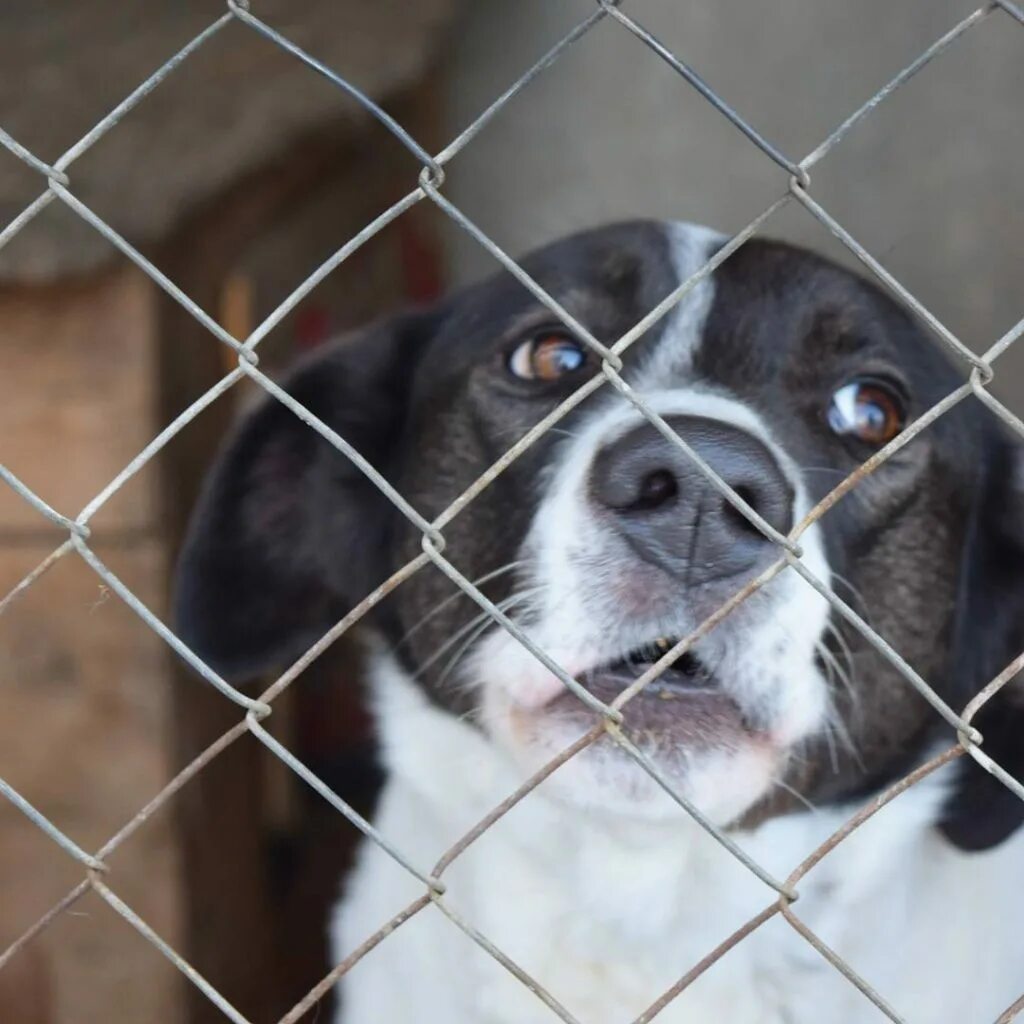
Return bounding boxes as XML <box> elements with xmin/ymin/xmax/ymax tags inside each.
<box><xmin>1</xmin><ymin>2</ymin><xmax>1023</xmax><ymax>1022</ymax></box>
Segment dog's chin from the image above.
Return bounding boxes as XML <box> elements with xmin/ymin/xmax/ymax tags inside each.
<box><xmin>481</xmin><ymin>666</ymin><xmax>785</xmax><ymax>827</ymax></box>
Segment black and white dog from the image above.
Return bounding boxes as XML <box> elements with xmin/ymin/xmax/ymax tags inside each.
<box><xmin>176</xmin><ymin>221</ymin><xmax>1024</xmax><ymax>1023</ymax></box>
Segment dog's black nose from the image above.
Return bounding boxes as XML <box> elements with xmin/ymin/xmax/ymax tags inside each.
<box><xmin>589</xmin><ymin>415</ymin><xmax>793</xmax><ymax>583</ymax></box>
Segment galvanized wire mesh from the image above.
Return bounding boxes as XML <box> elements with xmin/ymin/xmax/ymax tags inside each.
<box><xmin>2</xmin><ymin>1</ymin><xmax>1024</xmax><ymax>1021</ymax></box>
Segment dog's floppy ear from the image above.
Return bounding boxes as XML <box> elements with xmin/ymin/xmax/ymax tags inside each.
<box><xmin>174</xmin><ymin>310</ymin><xmax>438</xmax><ymax>681</ymax></box>
<box><xmin>941</xmin><ymin>434</ymin><xmax>1024</xmax><ymax>851</ymax></box>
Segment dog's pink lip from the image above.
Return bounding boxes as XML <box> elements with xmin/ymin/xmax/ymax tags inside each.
<box><xmin>577</xmin><ymin>658</ymin><xmax>723</xmax><ymax>708</ymax></box>
<box><xmin>508</xmin><ymin>661</ymin><xmax>588</xmax><ymax>711</ymax></box>
<box><xmin>548</xmin><ymin>662</ymin><xmax>756</xmax><ymax>748</ymax></box>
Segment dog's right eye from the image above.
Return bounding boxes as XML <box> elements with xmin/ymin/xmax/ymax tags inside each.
<box><xmin>507</xmin><ymin>331</ymin><xmax>588</xmax><ymax>381</ymax></box>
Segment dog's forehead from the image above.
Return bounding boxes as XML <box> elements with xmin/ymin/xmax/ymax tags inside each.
<box><xmin>518</xmin><ymin>218</ymin><xmax>687</xmax><ymax>289</ymax></box>
<box><xmin>442</xmin><ymin>219</ymin><xmax>686</xmax><ymax>333</ymax></box>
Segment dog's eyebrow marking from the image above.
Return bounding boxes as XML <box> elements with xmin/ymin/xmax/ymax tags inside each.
<box><xmin>636</xmin><ymin>221</ymin><xmax>726</xmax><ymax>388</ymax></box>
<box><xmin>804</xmin><ymin>309</ymin><xmax>872</xmax><ymax>356</ymax></box>
<box><xmin>497</xmin><ymin>287</ymin><xmax>599</xmax><ymax>343</ymax></box>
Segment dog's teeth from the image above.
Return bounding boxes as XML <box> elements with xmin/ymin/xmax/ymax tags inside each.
<box><xmin>654</xmin><ymin>637</ymin><xmax>671</xmax><ymax>653</ymax></box>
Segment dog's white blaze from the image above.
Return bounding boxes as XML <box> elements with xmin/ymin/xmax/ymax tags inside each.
<box><xmin>632</xmin><ymin>221</ymin><xmax>727</xmax><ymax>382</ymax></box>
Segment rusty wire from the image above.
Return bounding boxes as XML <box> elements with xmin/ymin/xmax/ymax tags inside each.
<box><xmin>1</xmin><ymin>2</ymin><xmax>1023</xmax><ymax>1022</ymax></box>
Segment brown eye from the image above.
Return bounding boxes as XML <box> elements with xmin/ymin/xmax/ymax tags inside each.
<box><xmin>508</xmin><ymin>332</ymin><xmax>588</xmax><ymax>381</ymax></box>
<box><xmin>827</xmin><ymin>379</ymin><xmax>907</xmax><ymax>446</ymax></box>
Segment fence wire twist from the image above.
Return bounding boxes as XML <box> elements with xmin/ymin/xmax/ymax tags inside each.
<box><xmin>2</xmin><ymin>2</ymin><xmax>1024</xmax><ymax>1022</ymax></box>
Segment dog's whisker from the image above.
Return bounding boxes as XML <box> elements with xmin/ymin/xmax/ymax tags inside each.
<box><xmin>827</xmin><ymin>570</ymin><xmax>872</xmax><ymax>625</ymax></box>
<box><xmin>826</xmin><ymin>712</ymin><xmax>862</xmax><ymax>770</ymax></box>
<box><xmin>434</xmin><ymin>625</ymin><xmax>495</xmax><ymax>695</ymax></box>
<box><xmin>816</xmin><ymin>639</ymin><xmax>855</xmax><ymax>703</ymax></box>
<box><xmin>771</xmin><ymin>775</ymin><xmax>819</xmax><ymax>813</ymax></box>
<box><xmin>433</xmin><ymin>597</ymin><xmax>536</xmax><ymax>694</ymax></box>
<box><xmin>794</xmin><ymin>615</ymin><xmax>861</xmax><ymax>772</ymax></box>
<box><xmin>820</xmin><ymin>693</ymin><xmax>842</xmax><ymax>774</ymax></box>
<box><xmin>814</xmin><ymin>644</ymin><xmax>864</xmax><ymax>770</ymax></box>
<box><xmin>824</xmin><ymin>619</ymin><xmax>857</xmax><ymax>676</ymax></box>
<box><xmin>816</xmin><ymin>638</ymin><xmax>858</xmax><ymax>710</ymax></box>
<box><xmin>413</xmin><ymin>590</ymin><xmax>539</xmax><ymax>682</ymax></box>
<box><xmin>412</xmin><ymin>609</ymin><xmax>494</xmax><ymax>679</ymax></box>
<box><xmin>397</xmin><ymin>560</ymin><xmax>528</xmax><ymax>646</ymax></box>
<box><xmin>821</xmin><ymin>623</ymin><xmax>861</xmax><ymax>715</ymax></box>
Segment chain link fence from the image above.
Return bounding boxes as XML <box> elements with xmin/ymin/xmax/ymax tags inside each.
<box><xmin>2</xmin><ymin>1</ymin><xmax>1024</xmax><ymax>1021</ymax></box>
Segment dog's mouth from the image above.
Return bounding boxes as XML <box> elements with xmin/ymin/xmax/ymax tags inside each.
<box><xmin>534</xmin><ymin>635</ymin><xmax>756</xmax><ymax>748</ymax></box>
<box><xmin>585</xmin><ymin>637</ymin><xmax>718</xmax><ymax>699</ymax></box>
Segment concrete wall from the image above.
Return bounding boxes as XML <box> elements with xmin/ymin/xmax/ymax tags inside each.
<box><xmin>441</xmin><ymin>0</ymin><xmax>1023</xmax><ymax>402</ymax></box>
<box><xmin>0</xmin><ymin>0</ymin><xmax>456</xmax><ymax>281</ymax></box>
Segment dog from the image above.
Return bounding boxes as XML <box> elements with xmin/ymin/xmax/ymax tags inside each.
<box><xmin>175</xmin><ymin>221</ymin><xmax>1024</xmax><ymax>1023</ymax></box>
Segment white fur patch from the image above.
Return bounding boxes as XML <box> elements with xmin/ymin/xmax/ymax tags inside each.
<box><xmin>633</xmin><ymin>221</ymin><xmax>726</xmax><ymax>383</ymax></box>
<box><xmin>331</xmin><ymin>658</ymin><xmax>1024</xmax><ymax>1024</ymax></box>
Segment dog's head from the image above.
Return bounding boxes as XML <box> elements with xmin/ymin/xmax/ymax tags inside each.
<box><xmin>175</xmin><ymin>220</ymin><xmax>1024</xmax><ymax>848</ymax></box>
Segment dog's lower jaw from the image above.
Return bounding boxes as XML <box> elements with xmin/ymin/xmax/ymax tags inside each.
<box><xmin>328</xmin><ymin>654</ymin><xmax>1024</xmax><ymax>1024</ymax></box>
<box><xmin>480</xmin><ymin>679</ymin><xmax>786</xmax><ymax>827</ymax></box>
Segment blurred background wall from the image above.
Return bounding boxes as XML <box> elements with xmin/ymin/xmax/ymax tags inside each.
<box><xmin>0</xmin><ymin>2</ymin><xmax>1020</xmax><ymax>1022</ymax></box>
<box><xmin>441</xmin><ymin>0</ymin><xmax>1023</xmax><ymax>396</ymax></box>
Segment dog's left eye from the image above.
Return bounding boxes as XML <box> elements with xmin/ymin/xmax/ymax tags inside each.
<box><xmin>827</xmin><ymin>379</ymin><xmax>907</xmax><ymax>446</ymax></box>
<box><xmin>507</xmin><ymin>332</ymin><xmax>588</xmax><ymax>381</ymax></box>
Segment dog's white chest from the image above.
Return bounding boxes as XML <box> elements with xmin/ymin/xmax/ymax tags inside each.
<box><xmin>326</xmin><ymin>668</ymin><xmax>1024</xmax><ymax>1024</ymax></box>
<box><xmin>330</xmin><ymin>771</ymin><xmax>1024</xmax><ymax>1024</ymax></box>
<box><xmin>331</xmin><ymin>774</ymin><xmax>826</xmax><ymax>1024</ymax></box>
